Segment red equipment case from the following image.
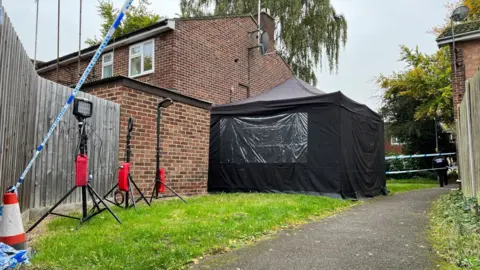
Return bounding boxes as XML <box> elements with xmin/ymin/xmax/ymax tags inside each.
<box><xmin>118</xmin><ymin>163</ymin><xmax>130</xmax><ymax>192</ymax></box>
<box><xmin>75</xmin><ymin>154</ymin><xmax>88</xmax><ymax>187</ymax></box>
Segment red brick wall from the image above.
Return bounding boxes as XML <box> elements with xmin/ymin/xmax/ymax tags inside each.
<box><xmin>88</xmin><ymin>84</ymin><xmax>209</xmax><ymax>196</ymax></box>
<box><xmin>39</xmin><ymin>15</ymin><xmax>292</xmax><ymax>105</ymax></box>
<box><xmin>40</xmin><ymin>33</ymin><xmax>176</xmax><ymax>89</ymax></box>
<box><xmin>172</xmin><ymin>16</ymin><xmax>292</xmax><ymax>104</ymax></box>
<box><xmin>385</xmin><ymin>139</ymin><xmax>403</xmax><ymax>155</ymax></box>
<box><xmin>449</xmin><ymin>40</ymin><xmax>480</xmax><ymax>120</ymax></box>
<box><xmin>450</xmin><ymin>44</ymin><xmax>466</xmax><ymax>120</ymax></box>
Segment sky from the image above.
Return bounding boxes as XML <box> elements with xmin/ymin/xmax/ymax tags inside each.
<box><xmin>2</xmin><ymin>0</ymin><xmax>450</xmax><ymax>111</ymax></box>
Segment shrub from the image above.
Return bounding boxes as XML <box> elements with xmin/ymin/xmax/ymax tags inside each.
<box><xmin>430</xmin><ymin>191</ymin><xmax>480</xmax><ymax>269</ymax></box>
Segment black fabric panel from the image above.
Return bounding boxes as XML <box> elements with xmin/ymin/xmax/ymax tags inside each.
<box><xmin>211</xmin><ymin>92</ymin><xmax>342</xmax><ymax>116</ymax></box>
<box><xmin>219</xmin><ymin>113</ymin><xmax>308</xmax><ymax>163</ymax></box>
<box><xmin>208</xmin><ymin>94</ymin><xmax>386</xmax><ymax>199</ymax></box>
<box><xmin>208</xmin><ymin>163</ymin><xmax>341</xmax><ymax>197</ymax></box>
<box><xmin>339</xmin><ymin>105</ymin><xmax>386</xmax><ymax>198</ymax></box>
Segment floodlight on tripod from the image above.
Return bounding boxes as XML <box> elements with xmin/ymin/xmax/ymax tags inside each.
<box><xmin>103</xmin><ymin>116</ymin><xmax>151</xmax><ymax>209</ymax></box>
<box><xmin>27</xmin><ymin>98</ymin><xmax>121</xmax><ymax>233</ymax></box>
<box><xmin>143</xmin><ymin>98</ymin><xmax>187</xmax><ymax>204</ymax></box>
<box><xmin>73</xmin><ymin>98</ymin><xmax>93</xmax><ymax>119</ymax></box>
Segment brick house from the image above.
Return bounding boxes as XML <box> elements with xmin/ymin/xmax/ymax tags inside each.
<box><xmin>37</xmin><ymin>13</ymin><xmax>293</xmax><ymax>196</ymax></box>
<box><xmin>437</xmin><ymin>21</ymin><xmax>480</xmax><ymax>120</ymax></box>
<box><xmin>384</xmin><ymin>124</ymin><xmax>403</xmax><ymax>155</ymax></box>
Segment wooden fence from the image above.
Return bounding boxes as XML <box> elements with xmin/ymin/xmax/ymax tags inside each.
<box><xmin>457</xmin><ymin>70</ymin><xmax>480</xmax><ymax>202</ymax></box>
<box><xmin>0</xmin><ymin>7</ymin><xmax>120</xmax><ymax>211</ymax></box>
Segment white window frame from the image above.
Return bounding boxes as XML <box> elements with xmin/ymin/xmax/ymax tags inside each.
<box><xmin>391</xmin><ymin>137</ymin><xmax>404</xmax><ymax>146</ymax></box>
<box><xmin>128</xmin><ymin>39</ymin><xmax>155</xmax><ymax>78</ymax></box>
<box><xmin>101</xmin><ymin>52</ymin><xmax>114</xmax><ymax>79</ymax></box>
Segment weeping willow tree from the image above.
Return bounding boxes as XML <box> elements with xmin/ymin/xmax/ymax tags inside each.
<box><xmin>180</xmin><ymin>0</ymin><xmax>347</xmax><ymax>85</ymax></box>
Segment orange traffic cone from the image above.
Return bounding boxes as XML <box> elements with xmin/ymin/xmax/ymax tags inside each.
<box><xmin>0</xmin><ymin>192</ymin><xmax>26</xmax><ymax>250</ymax></box>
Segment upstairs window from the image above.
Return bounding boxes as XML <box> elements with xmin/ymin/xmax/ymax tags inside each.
<box><xmin>129</xmin><ymin>39</ymin><xmax>154</xmax><ymax>77</ymax></box>
<box><xmin>102</xmin><ymin>52</ymin><xmax>114</xmax><ymax>78</ymax></box>
<box><xmin>391</xmin><ymin>137</ymin><xmax>404</xmax><ymax>145</ymax></box>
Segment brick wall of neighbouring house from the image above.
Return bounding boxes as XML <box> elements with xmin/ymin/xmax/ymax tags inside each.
<box><xmin>450</xmin><ymin>44</ymin><xmax>466</xmax><ymax>120</ymax></box>
<box><xmin>40</xmin><ymin>32</ymin><xmax>176</xmax><ymax>90</ymax></box>
<box><xmin>38</xmin><ymin>14</ymin><xmax>292</xmax><ymax>105</ymax></box>
<box><xmin>448</xmin><ymin>40</ymin><xmax>480</xmax><ymax>120</ymax></box>
<box><xmin>385</xmin><ymin>140</ymin><xmax>403</xmax><ymax>155</ymax></box>
<box><xmin>87</xmin><ymin>84</ymin><xmax>209</xmax><ymax>196</ymax></box>
<box><xmin>173</xmin><ymin>15</ymin><xmax>292</xmax><ymax>104</ymax></box>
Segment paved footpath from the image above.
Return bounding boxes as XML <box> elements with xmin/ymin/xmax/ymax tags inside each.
<box><xmin>193</xmin><ymin>187</ymin><xmax>452</xmax><ymax>270</ymax></box>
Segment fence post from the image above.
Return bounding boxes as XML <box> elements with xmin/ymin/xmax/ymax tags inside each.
<box><xmin>466</xmin><ymin>80</ymin><xmax>476</xmax><ymax>197</ymax></box>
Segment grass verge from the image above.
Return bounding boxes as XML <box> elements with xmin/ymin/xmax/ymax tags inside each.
<box><xmin>31</xmin><ymin>193</ymin><xmax>354</xmax><ymax>269</ymax></box>
<box><xmin>386</xmin><ymin>178</ymin><xmax>438</xmax><ymax>194</ymax></box>
<box><xmin>30</xmin><ymin>180</ymin><xmax>437</xmax><ymax>269</ymax></box>
<box><xmin>430</xmin><ymin>191</ymin><xmax>480</xmax><ymax>269</ymax></box>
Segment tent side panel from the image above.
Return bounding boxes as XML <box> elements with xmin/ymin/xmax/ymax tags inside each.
<box><xmin>208</xmin><ymin>105</ymin><xmax>343</xmax><ymax>197</ymax></box>
<box><xmin>339</xmin><ymin>107</ymin><xmax>386</xmax><ymax>198</ymax></box>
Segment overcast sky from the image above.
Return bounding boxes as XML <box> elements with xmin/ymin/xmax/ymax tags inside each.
<box><xmin>2</xmin><ymin>0</ymin><xmax>449</xmax><ymax>111</ymax></box>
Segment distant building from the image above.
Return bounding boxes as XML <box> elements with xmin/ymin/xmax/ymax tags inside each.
<box><xmin>437</xmin><ymin>21</ymin><xmax>480</xmax><ymax>120</ymax></box>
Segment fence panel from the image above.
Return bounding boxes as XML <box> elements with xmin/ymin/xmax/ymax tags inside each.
<box><xmin>458</xmin><ymin>71</ymin><xmax>480</xmax><ymax>201</ymax></box>
<box><xmin>0</xmin><ymin>7</ymin><xmax>120</xmax><ymax>211</ymax></box>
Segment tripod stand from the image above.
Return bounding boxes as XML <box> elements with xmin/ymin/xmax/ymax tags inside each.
<box><xmin>27</xmin><ymin>118</ymin><xmax>121</xmax><ymax>233</ymax></box>
<box><xmin>103</xmin><ymin>117</ymin><xmax>150</xmax><ymax>209</ymax></box>
<box><xmin>143</xmin><ymin>98</ymin><xmax>187</xmax><ymax>204</ymax></box>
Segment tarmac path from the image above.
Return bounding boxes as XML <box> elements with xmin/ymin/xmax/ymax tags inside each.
<box><xmin>193</xmin><ymin>187</ymin><xmax>451</xmax><ymax>270</ymax></box>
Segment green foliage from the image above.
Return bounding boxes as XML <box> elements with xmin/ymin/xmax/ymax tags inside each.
<box><xmin>31</xmin><ymin>193</ymin><xmax>353</xmax><ymax>269</ymax></box>
<box><xmin>378</xmin><ymin>46</ymin><xmax>455</xmax><ymax>156</ymax></box>
<box><xmin>430</xmin><ymin>191</ymin><xmax>480</xmax><ymax>269</ymax></box>
<box><xmin>179</xmin><ymin>0</ymin><xmax>347</xmax><ymax>85</ymax></box>
<box><xmin>433</xmin><ymin>0</ymin><xmax>480</xmax><ymax>35</ymax></box>
<box><xmin>379</xmin><ymin>46</ymin><xmax>453</xmax><ymax>125</ymax></box>
<box><xmin>85</xmin><ymin>0</ymin><xmax>161</xmax><ymax>46</ymax></box>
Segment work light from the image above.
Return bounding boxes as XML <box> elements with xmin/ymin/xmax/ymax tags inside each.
<box><xmin>158</xmin><ymin>98</ymin><xmax>173</xmax><ymax>109</ymax></box>
<box><xmin>73</xmin><ymin>98</ymin><xmax>93</xmax><ymax>119</ymax></box>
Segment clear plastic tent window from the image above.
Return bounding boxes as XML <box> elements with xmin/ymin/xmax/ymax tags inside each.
<box><xmin>219</xmin><ymin>113</ymin><xmax>308</xmax><ymax>163</ymax></box>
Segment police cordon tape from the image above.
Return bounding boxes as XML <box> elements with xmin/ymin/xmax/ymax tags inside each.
<box><xmin>0</xmin><ymin>0</ymin><xmax>134</xmax><ymax>217</ymax></box>
<box><xmin>385</xmin><ymin>166</ymin><xmax>458</xmax><ymax>175</ymax></box>
<box><xmin>385</xmin><ymin>152</ymin><xmax>456</xmax><ymax>160</ymax></box>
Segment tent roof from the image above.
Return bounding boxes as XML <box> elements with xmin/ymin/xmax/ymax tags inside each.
<box><xmin>212</xmin><ymin>77</ymin><xmax>381</xmax><ymax>121</ymax></box>
<box><xmin>229</xmin><ymin>77</ymin><xmax>325</xmax><ymax>105</ymax></box>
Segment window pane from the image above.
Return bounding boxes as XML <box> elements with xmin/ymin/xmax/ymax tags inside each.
<box><xmin>130</xmin><ymin>56</ymin><xmax>141</xmax><ymax>76</ymax></box>
<box><xmin>103</xmin><ymin>65</ymin><xmax>113</xmax><ymax>78</ymax></box>
<box><xmin>143</xmin><ymin>42</ymin><xmax>153</xmax><ymax>71</ymax></box>
<box><xmin>220</xmin><ymin>113</ymin><xmax>308</xmax><ymax>163</ymax></box>
<box><xmin>103</xmin><ymin>54</ymin><xmax>112</xmax><ymax>63</ymax></box>
<box><xmin>130</xmin><ymin>46</ymin><xmax>140</xmax><ymax>55</ymax></box>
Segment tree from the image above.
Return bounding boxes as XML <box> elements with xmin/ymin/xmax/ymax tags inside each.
<box><xmin>86</xmin><ymin>0</ymin><xmax>161</xmax><ymax>46</ymax></box>
<box><xmin>179</xmin><ymin>0</ymin><xmax>347</xmax><ymax>85</ymax></box>
<box><xmin>378</xmin><ymin>46</ymin><xmax>455</xmax><ymax>155</ymax></box>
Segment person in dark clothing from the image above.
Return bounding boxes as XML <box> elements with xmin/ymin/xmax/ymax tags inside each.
<box><xmin>432</xmin><ymin>155</ymin><xmax>449</xmax><ymax>187</ymax></box>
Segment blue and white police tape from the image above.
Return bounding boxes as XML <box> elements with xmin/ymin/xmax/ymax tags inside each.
<box><xmin>386</xmin><ymin>166</ymin><xmax>458</xmax><ymax>175</ymax></box>
<box><xmin>385</xmin><ymin>152</ymin><xmax>456</xmax><ymax>160</ymax></box>
<box><xmin>11</xmin><ymin>0</ymin><xmax>133</xmax><ymax>193</ymax></box>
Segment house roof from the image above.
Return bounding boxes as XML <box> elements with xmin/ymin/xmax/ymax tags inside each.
<box><xmin>437</xmin><ymin>21</ymin><xmax>480</xmax><ymax>46</ymax></box>
<box><xmin>36</xmin><ymin>19</ymin><xmax>171</xmax><ymax>70</ymax></box>
<box><xmin>80</xmin><ymin>76</ymin><xmax>212</xmax><ymax>110</ymax></box>
<box><xmin>36</xmin><ymin>12</ymin><xmax>271</xmax><ymax>72</ymax></box>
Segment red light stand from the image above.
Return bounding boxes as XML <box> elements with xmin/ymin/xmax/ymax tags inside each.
<box><xmin>143</xmin><ymin>99</ymin><xmax>187</xmax><ymax>204</ymax></box>
<box><xmin>27</xmin><ymin>114</ymin><xmax>121</xmax><ymax>233</ymax></box>
<box><xmin>103</xmin><ymin>116</ymin><xmax>150</xmax><ymax>209</ymax></box>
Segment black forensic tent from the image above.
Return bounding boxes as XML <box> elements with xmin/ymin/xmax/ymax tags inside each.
<box><xmin>209</xmin><ymin>77</ymin><xmax>386</xmax><ymax>199</ymax></box>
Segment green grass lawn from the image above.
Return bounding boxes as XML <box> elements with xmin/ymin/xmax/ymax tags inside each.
<box><xmin>31</xmin><ymin>194</ymin><xmax>354</xmax><ymax>269</ymax></box>
<box><xmin>30</xmin><ymin>179</ymin><xmax>437</xmax><ymax>269</ymax></box>
<box><xmin>386</xmin><ymin>178</ymin><xmax>438</xmax><ymax>194</ymax></box>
